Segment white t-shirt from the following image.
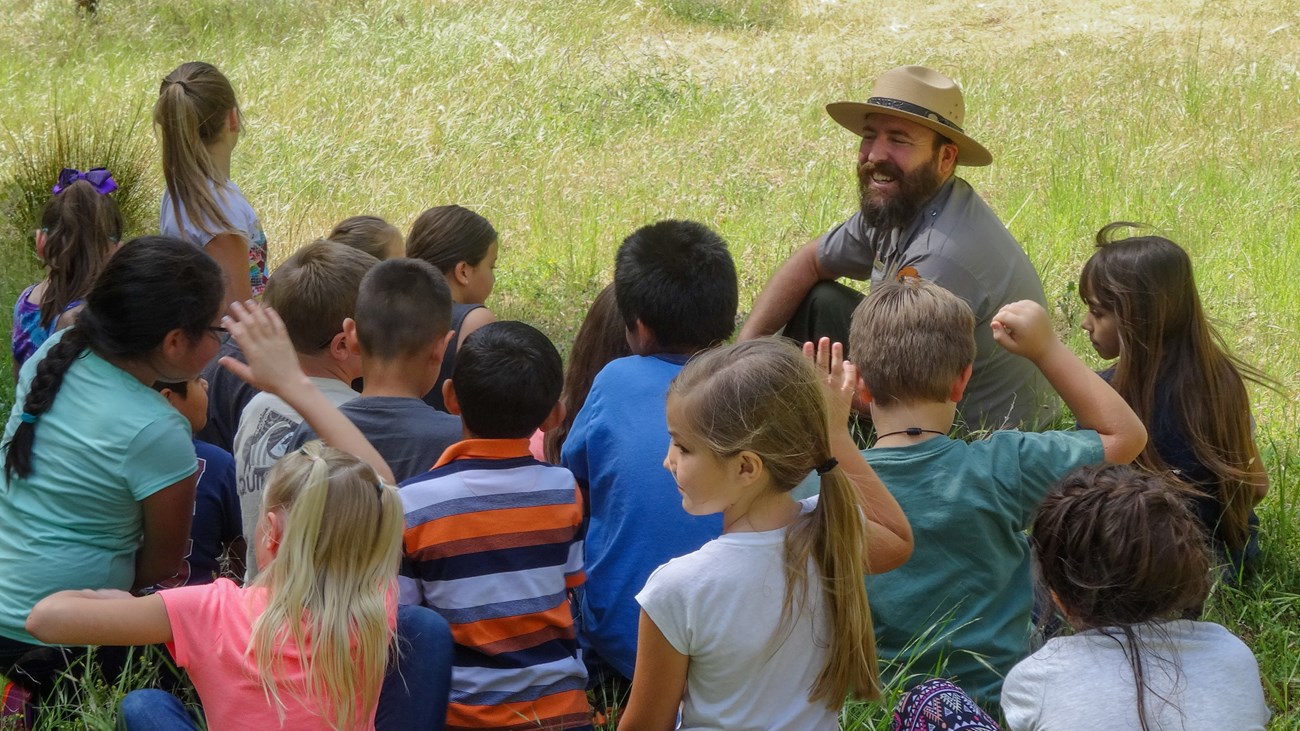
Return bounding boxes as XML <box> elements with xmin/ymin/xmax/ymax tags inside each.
<box><xmin>1001</xmin><ymin>620</ymin><xmax>1270</xmax><ymax>731</ymax></box>
<box><xmin>636</xmin><ymin>498</ymin><xmax>839</xmax><ymax>731</ymax></box>
<box><xmin>160</xmin><ymin>179</ymin><xmax>268</xmax><ymax>296</ymax></box>
<box><xmin>233</xmin><ymin>377</ymin><xmax>357</xmax><ymax>580</ymax></box>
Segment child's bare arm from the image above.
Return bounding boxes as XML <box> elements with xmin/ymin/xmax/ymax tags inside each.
<box><xmin>220</xmin><ymin>300</ymin><xmax>395</xmax><ymax>483</ymax></box>
<box><xmin>27</xmin><ymin>590</ymin><xmax>172</xmax><ymax>646</ymax></box>
<box><xmin>618</xmin><ymin>611</ymin><xmax>688</xmax><ymax>731</ymax></box>
<box><xmin>991</xmin><ymin>301</ymin><xmax>1146</xmax><ymax>463</ymax></box>
<box><xmin>806</xmin><ymin>339</ymin><xmax>914</xmax><ymax>572</ymax></box>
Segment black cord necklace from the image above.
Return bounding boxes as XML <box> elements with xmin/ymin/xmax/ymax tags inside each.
<box><xmin>875</xmin><ymin>427</ymin><xmax>946</xmax><ymax>440</ymax></box>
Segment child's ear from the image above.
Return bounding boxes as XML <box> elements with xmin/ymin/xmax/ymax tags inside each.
<box><xmin>442</xmin><ymin>380</ymin><xmax>462</xmax><ymax>416</ymax></box>
<box><xmin>264</xmin><ymin>511</ymin><xmax>284</xmax><ymax>556</ymax></box>
<box><xmin>431</xmin><ymin>331</ymin><xmax>455</xmax><ymax>366</ymax></box>
<box><xmin>158</xmin><ymin>387</ymin><xmax>184</xmax><ymax>410</ymax></box>
<box><xmin>327</xmin><ymin>330</ymin><xmax>351</xmax><ymax>362</ymax></box>
<box><xmin>855</xmin><ymin>376</ymin><xmax>873</xmax><ymax>405</ymax></box>
<box><xmin>538</xmin><ymin>401</ymin><xmax>566</xmax><ymax>433</ymax></box>
<box><xmin>226</xmin><ymin>108</ymin><xmax>241</xmax><ymax>136</ymax></box>
<box><xmin>159</xmin><ymin>327</ymin><xmax>189</xmax><ymax>365</ymax></box>
<box><xmin>453</xmin><ymin>261</ymin><xmax>472</xmax><ymax>287</ymax></box>
<box><xmin>34</xmin><ymin>229</ymin><xmax>47</xmax><ymax>261</ymax></box>
<box><xmin>735</xmin><ymin>450</ymin><xmax>764</xmax><ymax>483</ymax></box>
<box><xmin>949</xmin><ymin>363</ymin><xmax>975</xmax><ymax>403</ymax></box>
<box><xmin>342</xmin><ymin>318</ymin><xmax>362</xmax><ymax>356</ymax></box>
<box><xmin>626</xmin><ymin>319</ymin><xmax>656</xmax><ymax>355</ymax></box>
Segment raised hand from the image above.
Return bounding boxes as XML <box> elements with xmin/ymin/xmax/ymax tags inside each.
<box><xmin>991</xmin><ymin>300</ymin><xmax>1056</xmax><ymax>362</ymax></box>
<box><xmin>802</xmin><ymin>337</ymin><xmax>859</xmax><ymax>429</ymax></box>
<box><xmin>219</xmin><ymin>300</ymin><xmax>310</xmax><ymax>396</ymax></box>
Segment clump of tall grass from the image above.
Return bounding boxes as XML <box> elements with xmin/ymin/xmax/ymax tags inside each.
<box><xmin>0</xmin><ymin>102</ymin><xmax>155</xmax><ymax>253</ymax></box>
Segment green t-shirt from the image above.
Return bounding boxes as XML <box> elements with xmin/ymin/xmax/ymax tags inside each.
<box><xmin>863</xmin><ymin>429</ymin><xmax>1104</xmax><ymax>705</ymax></box>
<box><xmin>0</xmin><ymin>332</ymin><xmax>196</xmax><ymax>644</ymax></box>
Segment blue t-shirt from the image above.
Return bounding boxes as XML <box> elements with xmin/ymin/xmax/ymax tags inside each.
<box><xmin>560</xmin><ymin>354</ymin><xmax>723</xmax><ymax>679</ymax></box>
<box><xmin>0</xmin><ymin>332</ymin><xmax>197</xmax><ymax>644</ymax></box>
<box><xmin>862</xmin><ymin>429</ymin><xmax>1104</xmax><ymax>705</ymax></box>
<box><xmin>149</xmin><ymin>440</ymin><xmax>241</xmax><ymax>591</ymax></box>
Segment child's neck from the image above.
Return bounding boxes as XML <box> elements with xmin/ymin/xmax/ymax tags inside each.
<box><xmin>359</xmin><ymin>357</ymin><xmax>436</xmax><ymax>400</ymax></box>
<box><xmin>297</xmin><ymin>352</ymin><xmax>355</xmax><ymax>384</ymax></box>
<box><xmin>448</xmin><ymin>284</ymin><xmax>480</xmax><ymax>307</ymax></box>
<box><xmin>205</xmin><ymin>140</ymin><xmax>233</xmax><ymax>182</ymax></box>
<box><xmin>869</xmin><ymin>400</ymin><xmax>956</xmax><ymax>448</ymax></box>
<box><xmin>722</xmin><ymin>486</ymin><xmax>801</xmax><ymax>534</ymax></box>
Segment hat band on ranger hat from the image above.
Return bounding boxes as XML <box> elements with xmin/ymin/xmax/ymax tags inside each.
<box><xmin>866</xmin><ymin>96</ymin><xmax>965</xmax><ymax>134</ymax></box>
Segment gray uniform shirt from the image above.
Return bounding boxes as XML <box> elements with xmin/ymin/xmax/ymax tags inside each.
<box><xmin>818</xmin><ymin>176</ymin><xmax>1058</xmax><ymax>431</ymax></box>
<box><xmin>291</xmin><ymin>396</ymin><xmax>463</xmax><ymax>483</ymax></box>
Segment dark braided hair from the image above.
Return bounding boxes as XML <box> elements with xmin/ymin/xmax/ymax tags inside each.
<box><xmin>4</xmin><ymin>235</ymin><xmax>223</xmax><ymax>482</ymax></box>
<box><xmin>1032</xmin><ymin>464</ymin><xmax>1212</xmax><ymax>731</ymax></box>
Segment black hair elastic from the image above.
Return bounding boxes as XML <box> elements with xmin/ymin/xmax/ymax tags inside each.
<box><xmin>815</xmin><ymin>458</ymin><xmax>839</xmax><ymax>475</ymax></box>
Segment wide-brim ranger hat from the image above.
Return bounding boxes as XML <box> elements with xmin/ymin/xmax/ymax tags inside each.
<box><xmin>826</xmin><ymin>65</ymin><xmax>993</xmax><ymax>167</ymax></box>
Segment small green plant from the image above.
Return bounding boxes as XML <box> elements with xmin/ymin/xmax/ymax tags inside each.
<box><xmin>27</xmin><ymin>645</ymin><xmax>201</xmax><ymax>730</ymax></box>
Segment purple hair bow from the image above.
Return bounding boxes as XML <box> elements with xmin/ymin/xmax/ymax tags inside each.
<box><xmin>52</xmin><ymin>167</ymin><xmax>118</xmax><ymax>195</ymax></box>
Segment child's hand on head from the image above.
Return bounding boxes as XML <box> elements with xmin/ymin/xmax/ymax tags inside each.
<box><xmin>220</xmin><ymin>300</ymin><xmax>310</xmax><ymax>396</ymax></box>
<box><xmin>802</xmin><ymin>337</ymin><xmax>858</xmax><ymax>427</ymax></box>
<box><xmin>991</xmin><ymin>300</ymin><xmax>1057</xmax><ymax>361</ymax></box>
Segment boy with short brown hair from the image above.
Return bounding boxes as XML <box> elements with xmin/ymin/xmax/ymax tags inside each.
<box><xmin>848</xmin><ymin>278</ymin><xmax>1146</xmax><ymax>705</ymax></box>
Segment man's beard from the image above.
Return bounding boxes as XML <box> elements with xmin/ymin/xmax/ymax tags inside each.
<box><xmin>857</xmin><ymin>152</ymin><xmax>944</xmax><ymax>231</ymax></box>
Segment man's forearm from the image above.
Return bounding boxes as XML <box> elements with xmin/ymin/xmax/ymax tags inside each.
<box><xmin>739</xmin><ymin>239</ymin><xmax>827</xmax><ymax>339</ymax></box>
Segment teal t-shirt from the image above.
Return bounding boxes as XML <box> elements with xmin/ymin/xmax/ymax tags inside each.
<box><xmin>862</xmin><ymin>429</ymin><xmax>1104</xmax><ymax>706</ymax></box>
<box><xmin>0</xmin><ymin>332</ymin><xmax>197</xmax><ymax>644</ymax></box>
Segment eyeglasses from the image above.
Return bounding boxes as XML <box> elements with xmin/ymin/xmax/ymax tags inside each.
<box><xmin>207</xmin><ymin>326</ymin><xmax>232</xmax><ymax>345</ymax></box>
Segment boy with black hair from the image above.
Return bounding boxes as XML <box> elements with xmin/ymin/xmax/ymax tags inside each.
<box><xmin>399</xmin><ymin>321</ymin><xmax>590</xmax><ymax>730</ymax></box>
<box><xmin>232</xmin><ymin>240</ymin><xmax>376</xmax><ymax>579</ymax></box>
<box><xmin>290</xmin><ymin>258</ymin><xmax>460</xmax><ymax>482</ymax></box>
<box><xmin>150</xmin><ymin>375</ymin><xmax>244</xmax><ymax>589</ymax></box>
<box><xmin>847</xmin><ymin>278</ymin><xmax>1145</xmax><ymax>705</ymax></box>
<box><xmin>561</xmin><ymin>219</ymin><xmax>739</xmax><ymax>683</ymax></box>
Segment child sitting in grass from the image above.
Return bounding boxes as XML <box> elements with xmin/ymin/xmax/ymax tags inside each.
<box><xmin>150</xmin><ymin>375</ymin><xmax>244</xmax><ymax>588</ymax></box>
<box><xmin>847</xmin><ymin>278</ymin><xmax>1146</xmax><ymax>705</ymax></box>
<box><xmin>11</xmin><ymin>169</ymin><xmax>122</xmax><ymax>375</ymax></box>
<box><xmin>232</xmin><ymin>240</ymin><xmax>377</xmax><ymax>579</ymax></box>
<box><xmin>619</xmin><ymin>338</ymin><xmax>913</xmax><ymax>730</ymax></box>
<box><xmin>1002</xmin><ymin>463</ymin><xmax>1270</xmax><ymax>729</ymax></box>
<box><xmin>1078</xmin><ymin>223</ymin><xmax>1272</xmax><ymax>580</ymax></box>
<box><xmin>291</xmin><ymin>258</ymin><xmax>461</xmax><ymax>482</ymax></box>
<box><xmin>405</xmin><ymin>205</ymin><xmax>499</xmax><ymax>412</ymax></box>
<box><xmin>399</xmin><ymin>321</ymin><xmax>589</xmax><ymax>730</ymax></box>
<box><xmin>561</xmin><ymin>220</ymin><xmax>738</xmax><ymax>686</ymax></box>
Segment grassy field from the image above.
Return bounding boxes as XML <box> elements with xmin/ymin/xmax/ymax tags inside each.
<box><xmin>1</xmin><ymin>0</ymin><xmax>1297</xmax><ymax>727</ymax></box>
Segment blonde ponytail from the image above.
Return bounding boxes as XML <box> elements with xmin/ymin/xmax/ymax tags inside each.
<box><xmin>786</xmin><ymin>467</ymin><xmax>880</xmax><ymax>703</ymax></box>
<box><xmin>154</xmin><ymin>62</ymin><xmax>239</xmax><ymax>237</ymax></box>
<box><xmin>670</xmin><ymin>338</ymin><xmax>880</xmax><ymax>708</ymax></box>
<box><xmin>250</xmin><ymin>442</ymin><xmax>404</xmax><ymax>730</ymax></box>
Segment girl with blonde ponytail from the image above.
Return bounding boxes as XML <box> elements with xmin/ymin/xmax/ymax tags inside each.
<box><xmin>619</xmin><ymin>337</ymin><xmax>913</xmax><ymax>730</ymax></box>
<box><xmin>155</xmin><ymin>61</ymin><xmax>268</xmax><ymax>307</ymax></box>
<box><xmin>26</xmin><ymin>302</ymin><xmax>453</xmax><ymax>730</ymax></box>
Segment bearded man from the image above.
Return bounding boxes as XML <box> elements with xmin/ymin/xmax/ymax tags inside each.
<box><xmin>740</xmin><ymin>65</ymin><xmax>1058</xmax><ymax>431</ymax></box>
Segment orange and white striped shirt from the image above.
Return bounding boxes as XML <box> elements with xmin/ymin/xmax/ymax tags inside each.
<box><xmin>398</xmin><ymin>438</ymin><xmax>589</xmax><ymax>731</ymax></box>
